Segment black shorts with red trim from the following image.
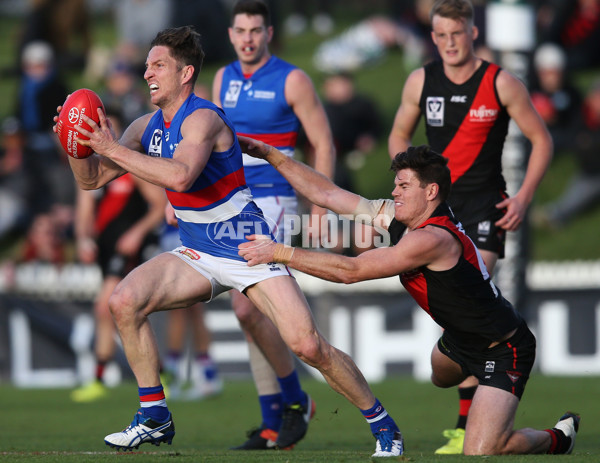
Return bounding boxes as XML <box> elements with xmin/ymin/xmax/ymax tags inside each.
<box><xmin>448</xmin><ymin>189</ymin><xmax>507</xmax><ymax>258</ymax></box>
<box><xmin>437</xmin><ymin>318</ymin><xmax>536</xmax><ymax>399</ymax></box>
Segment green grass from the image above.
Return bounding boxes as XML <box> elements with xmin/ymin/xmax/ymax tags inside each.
<box><xmin>1</xmin><ymin>376</ymin><xmax>596</xmax><ymax>462</ymax></box>
<box><xmin>1</xmin><ymin>12</ymin><xmax>599</xmax><ymax>260</ymax></box>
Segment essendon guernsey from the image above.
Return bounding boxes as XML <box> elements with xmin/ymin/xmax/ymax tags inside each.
<box><xmin>420</xmin><ymin>60</ymin><xmax>510</xmax><ymax>194</ymax></box>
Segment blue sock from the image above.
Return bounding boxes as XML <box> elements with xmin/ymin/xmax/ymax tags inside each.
<box><xmin>277</xmin><ymin>370</ymin><xmax>306</xmax><ymax>406</ymax></box>
<box><xmin>361</xmin><ymin>398</ymin><xmax>399</xmax><ymax>435</ymax></box>
<box><xmin>139</xmin><ymin>385</ymin><xmax>170</xmax><ymax>422</ymax></box>
<box><xmin>259</xmin><ymin>393</ymin><xmax>283</xmax><ymax>430</ymax></box>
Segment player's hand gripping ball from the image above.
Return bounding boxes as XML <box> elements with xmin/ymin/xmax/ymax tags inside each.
<box><xmin>56</xmin><ymin>88</ymin><xmax>105</xmax><ymax>159</ymax></box>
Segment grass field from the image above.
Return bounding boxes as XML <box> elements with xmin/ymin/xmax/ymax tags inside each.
<box><xmin>1</xmin><ymin>375</ymin><xmax>597</xmax><ymax>462</ymax></box>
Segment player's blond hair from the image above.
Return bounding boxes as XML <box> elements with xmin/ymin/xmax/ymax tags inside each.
<box><xmin>430</xmin><ymin>0</ymin><xmax>474</xmax><ymax>26</ymax></box>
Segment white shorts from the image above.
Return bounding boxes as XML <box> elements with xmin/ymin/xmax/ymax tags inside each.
<box><xmin>169</xmin><ymin>246</ymin><xmax>292</xmax><ymax>301</ymax></box>
<box><xmin>253</xmin><ymin>195</ymin><xmax>298</xmax><ymax>245</ymax></box>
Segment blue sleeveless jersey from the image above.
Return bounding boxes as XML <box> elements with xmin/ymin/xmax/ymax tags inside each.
<box><xmin>220</xmin><ymin>56</ymin><xmax>300</xmax><ymax>197</ymax></box>
<box><xmin>140</xmin><ymin>94</ymin><xmax>273</xmax><ymax>261</ymax></box>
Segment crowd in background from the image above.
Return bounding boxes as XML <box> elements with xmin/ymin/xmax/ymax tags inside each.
<box><xmin>0</xmin><ymin>0</ymin><xmax>599</xmax><ymax>269</ymax></box>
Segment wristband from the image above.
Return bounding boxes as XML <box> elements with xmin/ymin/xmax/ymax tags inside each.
<box><xmin>272</xmin><ymin>243</ymin><xmax>295</xmax><ymax>264</ymax></box>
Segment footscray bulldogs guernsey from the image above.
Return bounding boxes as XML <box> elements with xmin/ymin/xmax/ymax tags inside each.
<box><xmin>220</xmin><ymin>56</ymin><xmax>300</xmax><ymax>198</ymax></box>
<box><xmin>141</xmin><ymin>94</ymin><xmax>272</xmax><ymax>261</ymax></box>
<box><xmin>420</xmin><ymin>60</ymin><xmax>510</xmax><ymax>194</ymax></box>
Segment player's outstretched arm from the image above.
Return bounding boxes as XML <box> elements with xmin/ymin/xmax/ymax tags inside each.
<box><xmin>239</xmin><ymin>226</ymin><xmax>447</xmax><ymax>284</ymax></box>
<box><xmin>238</xmin><ymin>135</ymin><xmax>359</xmax><ymax>216</ymax></box>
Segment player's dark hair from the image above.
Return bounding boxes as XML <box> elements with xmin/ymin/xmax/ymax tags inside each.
<box><xmin>151</xmin><ymin>26</ymin><xmax>204</xmax><ymax>83</ymax></box>
<box><xmin>391</xmin><ymin>145</ymin><xmax>452</xmax><ymax>202</ymax></box>
<box><xmin>231</xmin><ymin>0</ymin><xmax>271</xmax><ymax>27</ymax></box>
<box><xmin>430</xmin><ymin>0</ymin><xmax>474</xmax><ymax>25</ymax></box>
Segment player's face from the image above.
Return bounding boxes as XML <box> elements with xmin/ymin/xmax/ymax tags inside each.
<box><xmin>391</xmin><ymin>169</ymin><xmax>431</xmax><ymax>226</ymax></box>
<box><xmin>229</xmin><ymin>13</ymin><xmax>273</xmax><ymax>67</ymax></box>
<box><xmin>144</xmin><ymin>46</ymin><xmax>188</xmax><ymax>108</ymax></box>
<box><xmin>431</xmin><ymin>15</ymin><xmax>477</xmax><ymax>67</ymax></box>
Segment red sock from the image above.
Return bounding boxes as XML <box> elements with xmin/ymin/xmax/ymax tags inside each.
<box><xmin>456</xmin><ymin>385</ymin><xmax>477</xmax><ymax>429</ymax></box>
<box><xmin>545</xmin><ymin>428</ymin><xmax>570</xmax><ymax>454</ymax></box>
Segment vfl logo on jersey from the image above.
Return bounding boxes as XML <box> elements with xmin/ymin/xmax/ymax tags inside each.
<box><xmin>426</xmin><ymin>97</ymin><xmax>444</xmax><ymax>127</ymax></box>
<box><xmin>469</xmin><ymin>105</ymin><xmax>498</xmax><ymax>122</ymax></box>
<box><xmin>451</xmin><ymin>95</ymin><xmax>467</xmax><ymax>103</ymax></box>
<box><xmin>223</xmin><ymin>80</ymin><xmax>243</xmax><ymax>108</ymax></box>
<box><xmin>485</xmin><ymin>361</ymin><xmax>495</xmax><ymax>373</ymax></box>
<box><xmin>148</xmin><ymin>129</ymin><xmax>162</xmax><ymax>157</ymax></box>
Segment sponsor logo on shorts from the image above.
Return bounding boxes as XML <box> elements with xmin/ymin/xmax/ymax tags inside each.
<box><xmin>268</xmin><ymin>262</ymin><xmax>282</xmax><ymax>272</ymax></box>
<box><xmin>177</xmin><ymin>247</ymin><xmax>201</xmax><ymax>260</ymax></box>
<box><xmin>506</xmin><ymin>371</ymin><xmax>522</xmax><ymax>383</ymax></box>
<box><xmin>478</xmin><ymin>220</ymin><xmax>491</xmax><ymax>236</ymax></box>
<box><xmin>485</xmin><ymin>361</ymin><xmax>495</xmax><ymax>373</ymax></box>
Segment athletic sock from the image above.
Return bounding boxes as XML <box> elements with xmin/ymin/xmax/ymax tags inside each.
<box><xmin>456</xmin><ymin>385</ymin><xmax>477</xmax><ymax>429</ymax></box>
<box><xmin>545</xmin><ymin>428</ymin><xmax>571</xmax><ymax>454</ymax></box>
<box><xmin>259</xmin><ymin>393</ymin><xmax>283</xmax><ymax>430</ymax></box>
<box><xmin>361</xmin><ymin>398</ymin><xmax>399</xmax><ymax>435</ymax></box>
<box><xmin>95</xmin><ymin>360</ymin><xmax>106</xmax><ymax>383</ymax></box>
<box><xmin>139</xmin><ymin>385</ymin><xmax>169</xmax><ymax>422</ymax></box>
<box><xmin>196</xmin><ymin>353</ymin><xmax>218</xmax><ymax>381</ymax></box>
<box><xmin>277</xmin><ymin>370</ymin><xmax>306</xmax><ymax>406</ymax></box>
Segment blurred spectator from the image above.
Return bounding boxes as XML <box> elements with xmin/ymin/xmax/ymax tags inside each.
<box><xmin>533</xmin><ymin>79</ymin><xmax>600</xmax><ymax>229</ymax></box>
<box><xmin>313</xmin><ymin>72</ymin><xmax>384</xmax><ymax>256</ymax></box>
<box><xmin>312</xmin><ymin>0</ymin><xmax>435</xmax><ymax>73</ymax></box>
<box><xmin>283</xmin><ymin>0</ymin><xmax>335</xmax><ymax>37</ymax></box>
<box><xmin>16</xmin><ymin>0</ymin><xmax>91</xmax><ymax>73</ymax></box>
<box><xmin>320</xmin><ymin>72</ymin><xmax>382</xmax><ymax>192</ymax></box>
<box><xmin>20</xmin><ymin>212</ymin><xmax>66</xmax><ymax>265</ymax></box>
<box><xmin>114</xmin><ymin>0</ymin><xmax>173</xmax><ymax>73</ymax></box>
<box><xmin>537</xmin><ymin>0</ymin><xmax>600</xmax><ymax>70</ymax></box>
<box><xmin>170</xmin><ymin>0</ymin><xmax>235</xmax><ymax>64</ymax></box>
<box><xmin>15</xmin><ymin>41</ymin><xmax>74</xmax><ymax>217</ymax></box>
<box><xmin>100</xmin><ymin>59</ymin><xmax>149</xmax><ymax>127</ymax></box>
<box><xmin>0</xmin><ymin>117</ymin><xmax>29</xmax><ymax>239</ymax></box>
<box><xmin>529</xmin><ymin>43</ymin><xmax>582</xmax><ymax>154</ymax></box>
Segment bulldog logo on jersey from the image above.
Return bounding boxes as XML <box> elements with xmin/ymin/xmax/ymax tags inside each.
<box><xmin>223</xmin><ymin>80</ymin><xmax>243</xmax><ymax>108</ymax></box>
<box><xmin>148</xmin><ymin>129</ymin><xmax>162</xmax><ymax>157</ymax></box>
<box><xmin>426</xmin><ymin>96</ymin><xmax>444</xmax><ymax>127</ymax></box>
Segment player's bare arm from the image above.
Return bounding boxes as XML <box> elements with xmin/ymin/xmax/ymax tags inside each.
<box><xmin>211</xmin><ymin>67</ymin><xmax>225</xmax><ymax>106</ymax></box>
<box><xmin>239</xmin><ymin>225</ymin><xmax>459</xmax><ymax>282</ymax></box>
<box><xmin>238</xmin><ymin>136</ymin><xmax>359</xmax><ymax>216</ymax></box>
<box><xmin>285</xmin><ymin>68</ymin><xmax>335</xmax><ymax>180</ymax></box>
<box><xmin>78</xmin><ymin>108</ymin><xmax>224</xmax><ymax>192</ymax></box>
<box><xmin>495</xmin><ymin>70</ymin><xmax>553</xmax><ymax>230</ymax></box>
<box><xmin>388</xmin><ymin>68</ymin><xmax>425</xmax><ymax>159</ymax></box>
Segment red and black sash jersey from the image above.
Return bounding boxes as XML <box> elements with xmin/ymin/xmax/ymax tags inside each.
<box><xmin>420</xmin><ymin>60</ymin><xmax>510</xmax><ymax>195</ymax></box>
<box><xmin>95</xmin><ymin>173</ymin><xmax>147</xmax><ymax>238</ymax></box>
<box><xmin>390</xmin><ymin>203</ymin><xmax>520</xmax><ymax>349</ymax></box>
